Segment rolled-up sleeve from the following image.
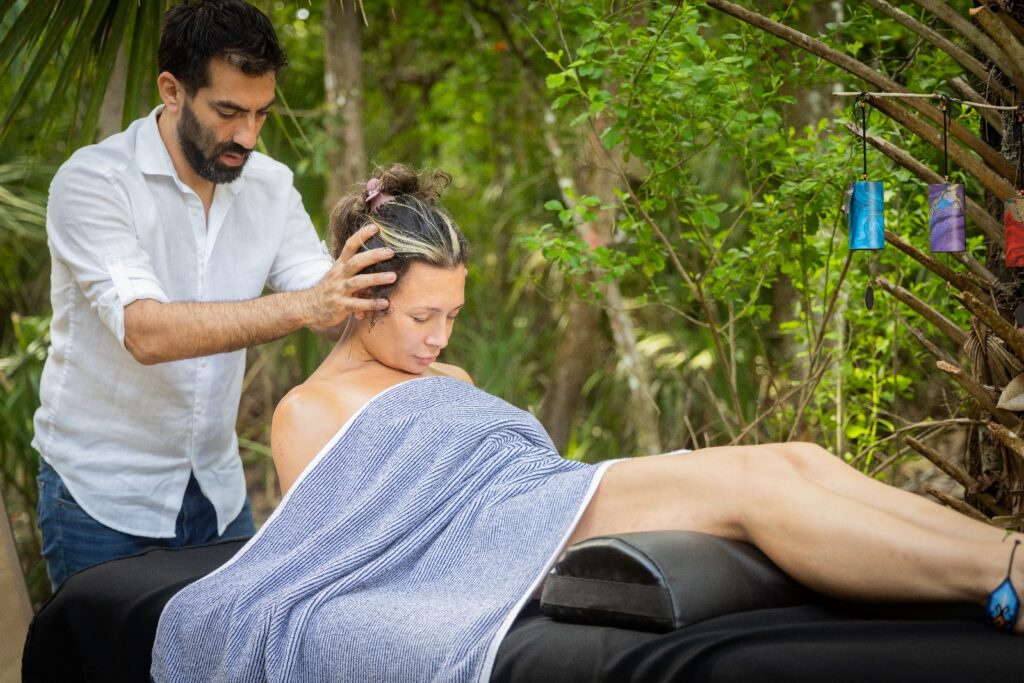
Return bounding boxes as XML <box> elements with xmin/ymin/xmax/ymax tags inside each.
<box><xmin>47</xmin><ymin>163</ymin><xmax>169</xmax><ymax>344</ymax></box>
<box><xmin>266</xmin><ymin>186</ymin><xmax>332</xmax><ymax>293</ymax></box>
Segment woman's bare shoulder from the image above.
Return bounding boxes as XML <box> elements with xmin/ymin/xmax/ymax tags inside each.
<box><xmin>271</xmin><ymin>380</ymin><xmax>356</xmax><ymax>494</ymax></box>
<box><xmin>429</xmin><ymin>362</ymin><xmax>474</xmax><ymax>385</ymax></box>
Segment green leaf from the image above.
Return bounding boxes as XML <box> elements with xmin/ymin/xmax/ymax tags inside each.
<box><xmin>545</xmin><ymin>72</ymin><xmax>566</xmax><ymax>89</ymax></box>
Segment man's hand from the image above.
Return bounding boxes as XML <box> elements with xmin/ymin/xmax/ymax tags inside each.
<box><xmin>303</xmin><ymin>224</ymin><xmax>395</xmax><ymax>329</ymax></box>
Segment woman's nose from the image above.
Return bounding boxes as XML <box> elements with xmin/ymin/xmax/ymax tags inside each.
<box><xmin>426</xmin><ymin>323</ymin><xmax>449</xmax><ymax>349</ymax></box>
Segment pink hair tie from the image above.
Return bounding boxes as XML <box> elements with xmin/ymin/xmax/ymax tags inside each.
<box><xmin>365</xmin><ymin>178</ymin><xmax>396</xmax><ymax>214</ymax></box>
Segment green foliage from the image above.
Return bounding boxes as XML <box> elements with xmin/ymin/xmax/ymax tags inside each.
<box><xmin>0</xmin><ymin>313</ymin><xmax>49</xmax><ymax>603</ymax></box>
<box><xmin>0</xmin><ymin>0</ymin><xmax>166</xmax><ymax>150</ymax></box>
<box><xmin>523</xmin><ymin>0</ymin><xmax>976</xmax><ymax>463</ymax></box>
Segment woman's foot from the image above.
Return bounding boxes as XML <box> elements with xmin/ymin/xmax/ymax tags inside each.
<box><xmin>1013</xmin><ymin>539</ymin><xmax>1024</xmax><ymax>635</ymax></box>
<box><xmin>987</xmin><ymin>539</ymin><xmax>1022</xmax><ymax>634</ymax></box>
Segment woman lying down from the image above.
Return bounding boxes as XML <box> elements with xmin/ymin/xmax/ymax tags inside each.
<box><xmin>152</xmin><ymin>165</ymin><xmax>1024</xmax><ymax>682</ymax></box>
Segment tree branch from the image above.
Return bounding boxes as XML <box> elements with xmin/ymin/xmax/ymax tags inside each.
<box><xmin>952</xmin><ymin>251</ymin><xmax>1001</xmax><ymax>290</ymax></box>
<box><xmin>936</xmin><ymin>359</ymin><xmax>1020</xmax><ymax>429</ymax></box>
<box><xmin>947</xmin><ymin>77</ymin><xmax>1005</xmax><ymax>135</ymax></box>
<box><xmin>986</xmin><ymin>421</ymin><xmax>1024</xmax><ymax>471</ymax></box>
<box><xmin>705</xmin><ymin>0</ymin><xmax>1014</xmax><ymax>179</ymax></box>
<box><xmin>924</xmin><ymin>483</ymin><xmax>990</xmax><ymax>522</ymax></box>
<box><xmin>905</xmin><ymin>435</ymin><xmax>1009</xmax><ymax>515</ymax></box>
<box><xmin>883</xmin><ymin>230</ymin><xmax>991</xmax><ymax>299</ymax></box>
<box><xmin>876</xmin><ymin>275</ymin><xmax>966</xmax><ymax>346</ymax></box>
<box><xmin>895</xmin><ymin>312</ymin><xmax>959</xmax><ymax>365</ymax></box>
<box><xmin>862</xmin><ymin>0</ymin><xmax>1013</xmax><ymax>104</ymax></box>
<box><xmin>866</xmin><ymin>95</ymin><xmax>1015</xmax><ymax>198</ymax></box>
<box><xmin>953</xmin><ymin>289</ymin><xmax>1024</xmax><ymax>361</ymax></box>
<box><xmin>970</xmin><ymin>5</ymin><xmax>1024</xmax><ymax>93</ymax></box>
<box><xmin>911</xmin><ymin>0</ymin><xmax>1024</xmax><ymax>93</ymax></box>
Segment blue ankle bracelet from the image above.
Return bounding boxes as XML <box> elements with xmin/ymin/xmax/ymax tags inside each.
<box><xmin>987</xmin><ymin>539</ymin><xmax>1021</xmax><ymax>633</ymax></box>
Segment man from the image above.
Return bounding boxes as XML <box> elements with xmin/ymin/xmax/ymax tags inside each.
<box><xmin>33</xmin><ymin>0</ymin><xmax>391</xmax><ymax>589</ymax></box>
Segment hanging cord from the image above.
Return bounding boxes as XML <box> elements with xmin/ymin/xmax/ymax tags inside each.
<box><xmin>853</xmin><ymin>93</ymin><xmax>877</xmax><ymax>310</ymax></box>
<box><xmin>941</xmin><ymin>96</ymin><xmax>950</xmax><ymax>182</ymax></box>
<box><xmin>1017</xmin><ymin>105</ymin><xmax>1024</xmax><ymax>195</ymax></box>
<box><xmin>860</xmin><ymin>93</ymin><xmax>869</xmax><ymax>181</ymax></box>
<box><xmin>938</xmin><ymin>96</ymin><xmax>954</xmax><ymax>297</ymax></box>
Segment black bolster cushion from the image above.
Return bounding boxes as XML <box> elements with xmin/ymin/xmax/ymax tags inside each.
<box><xmin>539</xmin><ymin>530</ymin><xmax>813</xmax><ymax>632</ymax></box>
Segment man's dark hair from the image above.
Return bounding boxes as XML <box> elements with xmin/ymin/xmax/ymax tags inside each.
<box><xmin>158</xmin><ymin>0</ymin><xmax>288</xmax><ymax>94</ymax></box>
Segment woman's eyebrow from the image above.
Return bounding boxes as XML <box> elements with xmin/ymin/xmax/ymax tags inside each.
<box><xmin>409</xmin><ymin>304</ymin><xmax>465</xmax><ymax>313</ymax></box>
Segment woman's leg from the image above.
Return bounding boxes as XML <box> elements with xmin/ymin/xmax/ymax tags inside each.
<box><xmin>570</xmin><ymin>447</ymin><xmax>1023</xmax><ymax>629</ymax></box>
<box><xmin>761</xmin><ymin>442</ymin><xmax>1011</xmax><ymax>544</ymax></box>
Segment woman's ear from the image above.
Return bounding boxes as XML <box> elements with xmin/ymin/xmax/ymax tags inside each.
<box><xmin>354</xmin><ymin>311</ymin><xmax>366</xmax><ymax>321</ymax></box>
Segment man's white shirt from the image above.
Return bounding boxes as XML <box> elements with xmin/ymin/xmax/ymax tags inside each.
<box><xmin>33</xmin><ymin>106</ymin><xmax>332</xmax><ymax>537</ymax></box>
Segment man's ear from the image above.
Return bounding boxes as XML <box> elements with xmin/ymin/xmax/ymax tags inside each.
<box><xmin>157</xmin><ymin>72</ymin><xmax>185</xmax><ymax>113</ymax></box>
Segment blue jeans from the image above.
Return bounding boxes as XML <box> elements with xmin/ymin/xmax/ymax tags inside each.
<box><xmin>36</xmin><ymin>459</ymin><xmax>255</xmax><ymax>591</ymax></box>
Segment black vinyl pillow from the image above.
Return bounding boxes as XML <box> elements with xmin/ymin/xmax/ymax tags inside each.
<box><xmin>539</xmin><ymin>530</ymin><xmax>813</xmax><ymax>632</ymax></box>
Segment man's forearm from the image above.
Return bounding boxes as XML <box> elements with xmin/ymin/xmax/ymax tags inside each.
<box><xmin>123</xmin><ymin>226</ymin><xmax>396</xmax><ymax>364</ymax></box>
<box><xmin>124</xmin><ymin>290</ymin><xmax>315</xmax><ymax>364</ymax></box>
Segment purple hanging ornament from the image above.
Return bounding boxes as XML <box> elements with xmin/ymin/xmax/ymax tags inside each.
<box><xmin>928</xmin><ymin>183</ymin><xmax>966</xmax><ymax>252</ymax></box>
<box><xmin>929</xmin><ymin>99</ymin><xmax>966</xmax><ymax>253</ymax></box>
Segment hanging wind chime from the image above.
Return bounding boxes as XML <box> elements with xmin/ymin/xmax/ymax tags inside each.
<box><xmin>850</xmin><ymin>95</ymin><xmax>885</xmax><ymax>309</ymax></box>
<box><xmin>928</xmin><ymin>97</ymin><xmax>966</xmax><ymax>254</ymax></box>
<box><xmin>1005</xmin><ymin>107</ymin><xmax>1024</xmax><ymax>267</ymax></box>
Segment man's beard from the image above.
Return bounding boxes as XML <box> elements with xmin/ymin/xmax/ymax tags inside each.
<box><xmin>177</xmin><ymin>101</ymin><xmax>251</xmax><ymax>184</ymax></box>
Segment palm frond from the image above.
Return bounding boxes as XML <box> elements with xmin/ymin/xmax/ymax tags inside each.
<box><xmin>1</xmin><ymin>0</ymin><xmax>164</xmax><ymax>150</ymax></box>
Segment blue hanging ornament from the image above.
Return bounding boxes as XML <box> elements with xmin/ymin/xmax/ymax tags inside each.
<box><xmin>850</xmin><ymin>96</ymin><xmax>885</xmax><ymax>309</ymax></box>
<box><xmin>849</xmin><ymin>180</ymin><xmax>885</xmax><ymax>250</ymax></box>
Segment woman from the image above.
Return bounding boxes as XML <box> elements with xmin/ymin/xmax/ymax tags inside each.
<box><xmin>153</xmin><ymin>165</ymin><xmax>1022</xmax><ymax>683</ymax></box>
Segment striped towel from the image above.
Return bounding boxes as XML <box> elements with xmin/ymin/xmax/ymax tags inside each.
<box><xmin>151</xmin><ymin>376</ymin><xmax>612</xmax><ymax>682</ymax></box>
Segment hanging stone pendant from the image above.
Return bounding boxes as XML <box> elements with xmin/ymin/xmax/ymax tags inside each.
<box><xmin>865</xmin><ymin>284</ymin><xmax>875</xmax><ymax>310</ymax></box>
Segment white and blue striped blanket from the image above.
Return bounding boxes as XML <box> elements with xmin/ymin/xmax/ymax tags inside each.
<box><xmin>151</xmin><ymin>376</ymin><xmax>612</xmax><ymax>682</ymax></box>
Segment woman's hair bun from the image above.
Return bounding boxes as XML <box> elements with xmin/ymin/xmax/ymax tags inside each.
<box><xmin>329</xmin><ymin>164</ymin><xmax>455</xmax><ymax>259</ymax></box>
<box><xmin>373</xmin><ymin>163</ymin><xmax>451</xmax><ymax>205</ymax></box>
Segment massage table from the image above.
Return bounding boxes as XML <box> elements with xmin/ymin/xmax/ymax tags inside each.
<box><xmin>23</xmin><ymin>531</ymin><xmax>1024</xmax><ymax>681</ymax></box>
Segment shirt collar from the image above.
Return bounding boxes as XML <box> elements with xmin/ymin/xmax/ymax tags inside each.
<box><xmin>135</xmin><ymin>105</ymin><xmax>248</xmax><ymax>196</ymax></box>
<box><xmin>135</xmin><ymin>106</ymin><xmax>177</xmax><ymax>177</ymax></box>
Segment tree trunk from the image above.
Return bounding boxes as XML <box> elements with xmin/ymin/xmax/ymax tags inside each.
<box><xmin>324</xmin><ymin>0</ymin><xmax>366</xmax><ymax>211</ymax></box>
<box><xmin>542</xmin><ymin>297</ymin><xmax>604</xmax><ymax>452</ymax></box>
<box><xmin>581</xmin><ymin>128</ymin><xmax>662</xmax><ymax>456</ymax></box>
<box><xmin>764</xmin><ymin>2</ymin><xmax>843</xmax><ymax>420</ymax></box>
